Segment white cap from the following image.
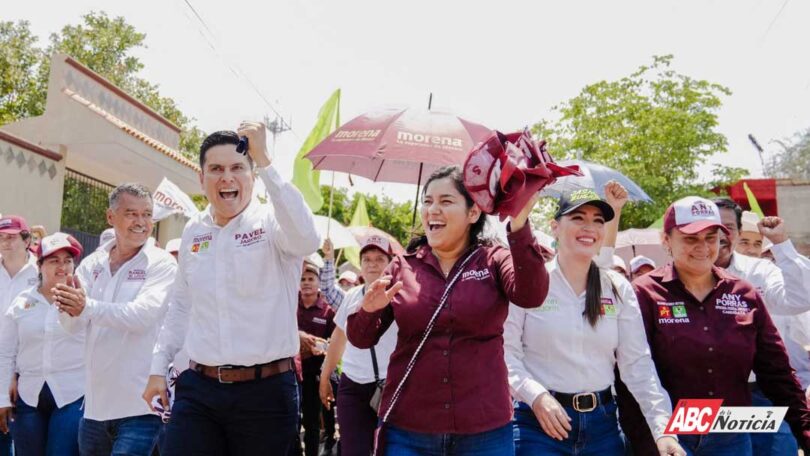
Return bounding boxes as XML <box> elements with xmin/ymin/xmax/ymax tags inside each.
<box><xmin>612</xmin><ymin>255</ymin><xmax>627</xmax><ymax>273</ymax></box>
<box><xmin>630</xmin><ymin>255</ymin><xmax>656</xmax><ymax>273</ymax></box>
<box><xmin>360</xmin><ymin>234</ymin><xmax>393</xmax><ymax>257</ymax></box>
<box><xmin>38</xmin><ymin>232</ymin><xmax>83</xmax><ymax>259</ymax></box>
<box><xmin>741</xmin><ymin>211</ymin><xmax>761</xmax><ymax>233</ymax></box>
<box><xmin>338</xmin><ymin>271</ymin><xmax>358</xmax><ymax>284</ymax></box>
<box><xmin>165</xmin><ymin>238</ymin><xmax>182</xmax><ymax>254</ymax></box>
<box><xmin>664</xmin><ymin>196</ymin><xmax>728</xmax><ymax>235</ymax></box>
<box><xmin>99</xmin><ymin>228</ymin><xmax>116</xmax><ymax>246</ymax></box>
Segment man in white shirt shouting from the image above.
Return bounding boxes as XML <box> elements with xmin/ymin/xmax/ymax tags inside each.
<box><xmin>55</xmin><ymin>183</ymin><xmax>177</xmax><ymax>455</ymax></box>
<box><xmin>143</xmin><ymin>122</ymin><xmax>320</xmax><ymax>455</ymax></box>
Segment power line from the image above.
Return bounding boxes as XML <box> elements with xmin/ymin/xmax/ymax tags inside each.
<box><xmin>180</xmin><ymin>0</ymin><xmax>299</xmax><ymax>140</ymax></box>
<box><xmin>760</xmin><ymin>0</ymin><xmax>790</xmax><ymax>42</ymax></box>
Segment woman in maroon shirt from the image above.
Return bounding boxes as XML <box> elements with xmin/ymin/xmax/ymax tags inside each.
<box><xmin>347</xmin><ymin>165</ymin><xmax>549</xmax><ymax>455</ymax></box>
<box><xmin>616</xmin><ymin>196</ymin><xmax>810</xmax><ymax>455</ymax></box>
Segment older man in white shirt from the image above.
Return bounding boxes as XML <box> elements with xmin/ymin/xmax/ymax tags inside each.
<box><xmin>143</xmin><ymin>123</ymin><xmax>320</xmax><ymax>455</ymax></box>
<box><xmin>55</xmin><ymin>183</ymin><xmax>177</xmax><ymax>456</ymax></box>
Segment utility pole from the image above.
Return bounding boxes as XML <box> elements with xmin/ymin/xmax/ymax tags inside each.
<box><xmin>264</xmin><ymin>114</ymin><xmax>292</xmax><ymax>151</ymax></box>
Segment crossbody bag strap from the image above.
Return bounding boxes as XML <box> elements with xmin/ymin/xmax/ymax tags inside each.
<box><xmin>380</xmin><ymin>247</ymin><xmax>481</xmax><ymax>424</ymax></box>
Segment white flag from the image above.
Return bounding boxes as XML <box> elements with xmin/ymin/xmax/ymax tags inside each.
<box><xmin>153</xmin><ymin>177</ymin><xmax>199</xmax><ymax>221</ymax></box>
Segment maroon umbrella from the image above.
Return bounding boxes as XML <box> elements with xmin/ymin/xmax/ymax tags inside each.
<box><xmin>305</xmin><ymin>106</ymin><xmax>491</xmax><ymax>185</ymax></box>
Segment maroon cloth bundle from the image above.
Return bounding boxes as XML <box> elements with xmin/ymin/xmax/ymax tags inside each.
<box><xmin>463</xmin><ymin>128</ymin><xmax>581</xmax><ymax>220</ymax></box>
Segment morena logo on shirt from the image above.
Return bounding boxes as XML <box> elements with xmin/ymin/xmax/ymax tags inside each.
<box><xmin>461</xmin><ymin>268</ymin><xmax>491</xmax><ymax>282</ymax></box>
<box><xmin>191</xmin><ymin>233</ymin><xmax>213</xmax><ymax>253</ymax></box>
<box><xmin>234</xmin><ymin>228</ymin><xmax>266</xmax><ymax>247</ymax></box>
<box><xmin>657</xmin><ymin>301</ymin><xmax>690</xmax><ymax>324</ymax></box>
<box><xmin>92</xmin><ymin>266</ymin><xmax>104</xmax><ymax>281</ymax></box>
<box><xmin>600</xmin><ymin>297</ymin><xmax>617</xmax><ymax>317</ymax></box>
<box><xmin>312</xmin><ymin>317</ymin><xmax>328</xmax><ymax>325</ymax></box>
<box><xmin>23</xmin><ymin>299</ymin><xmax>37</xmax><ymax>310</ymax></box>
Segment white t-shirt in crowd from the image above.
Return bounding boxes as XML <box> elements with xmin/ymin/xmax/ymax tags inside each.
<box><xmin>334</xmin><ymin>285</ymin><xmax>398</xmax><ymax>385</ymax></box>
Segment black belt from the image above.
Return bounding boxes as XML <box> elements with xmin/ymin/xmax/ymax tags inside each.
<box><xmin>550</xmin><ymin>387</ymin><xmax>613</xmax><ymax>413</ymax></box>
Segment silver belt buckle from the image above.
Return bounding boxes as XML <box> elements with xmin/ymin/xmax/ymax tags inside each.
<box><xmin>573</xmin><ymin>392</ymin><xmax>598</xmax><ymax>412</ymax></box>
<box><xmin>217</xmin><ymin>365</ymin><xmax>234</xmax><ymax>384</ymax></box>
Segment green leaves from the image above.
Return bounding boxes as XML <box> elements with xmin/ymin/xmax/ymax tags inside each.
<box><xmin>533</xmin><ymin>55</ymin><xmax>734</xmax><ymax>229</ymax></box>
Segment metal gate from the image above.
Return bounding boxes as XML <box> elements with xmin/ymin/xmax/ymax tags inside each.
<box><xmin>60</xmin><ymin>169</ymin><xmax>114</xmax><ymax>260</ymax></box>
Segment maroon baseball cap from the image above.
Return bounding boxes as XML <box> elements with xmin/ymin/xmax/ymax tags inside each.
<box><xmin>663</xmin><ymin>196</ymin><xmax>730</xmax><ymax>235</ymax></box>
<box><xmin>36</xmin><ymin>232</ymin><xmax>83</xmax><ymax>259</ymax></box>
<box><xmin>359</xmin><ymin>234</ymin><xmax>393</xmax><ymax>258</ymax></box>
<box><xmin>0</xmin><ymin>215</ymin><xmax>30</xmax><ymax>235</ymax></box>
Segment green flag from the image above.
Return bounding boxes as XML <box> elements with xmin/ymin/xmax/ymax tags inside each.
<box><xmin>743</xmin><ymin>182</ymin><xmax>764</xmax><ymax>218</ymax></box>
<box><xmin>344</xmin><ymin>195</ymin><xmax>370</xmax><ymax>267</ymax></box>
<box><xmin>648</xmin><ymin>215</ymin><xmax>664</xmax><ymax>229</ymax></box>
<box><xmin>292</xmin><ymin>89</ymin><xmax>341</xmax><ymax>211</ymax></box>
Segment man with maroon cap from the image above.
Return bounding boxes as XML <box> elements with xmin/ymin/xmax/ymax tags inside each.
<box><xmin>0</xmin><ymin>215</ymin><xmax>39</xmax><ymax>454</ymax></box>
<box><xmin>296</xmin><ymin>260</ymin><xmax>336</xmax><ymax>456</ymax></box>
<box><xmin>616</xmin><ymin>196</ymin><xmax>810</xmax><ymax>455</ymax></box>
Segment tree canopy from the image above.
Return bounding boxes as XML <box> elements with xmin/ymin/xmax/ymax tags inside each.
<box><xmin>533</xmin><ymin>55</ymin><xmax>743</xmax><ymax>228</ymax></box>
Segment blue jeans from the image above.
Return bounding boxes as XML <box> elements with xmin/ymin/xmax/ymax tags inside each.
<box><xmin>385</xmin><ymin>422</ymin><xmax>513</xmax><ymax>456</ymax></box>
<box><xmin>513</xmin><ymin>401</ymin><xmax>625</xmax><ymax>455</ymax></box>
<box><xmin>78</xmin><ymin>414</ymin><xmax>161</xmax><ymax>456</ymax></box>
<box><xmin>11</xmin><ymin>383</ymin><xmax>82</xmax><ymax>456</ymax></box>
<box><xmin>0</xmin><ymin>432</ymin><xmax>10</xmax><ymax>456</ymax></box>
<box><xmin>679</xmin><ymin>433</ymin><xmax>751</xmax><ymax>456</ymax></box>
<box><xmin>161</xmin><ymin>368</ymin><xmax>299</xmax><ymax>455</ymax></box>
<box><xmin>749</xmin><ymin>385</ymin><xmax>798</xmax><ymax>455</ymax></box>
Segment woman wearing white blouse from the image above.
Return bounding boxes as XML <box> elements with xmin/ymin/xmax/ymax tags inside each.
<box><xmin>504</xmin><ymin>187</ymin><xmax>684</xmax><ymax>456</ymax></box>
<box><xmin>0</xmin><ymin>233</ymin><xmax>85</xmax><ymax>456</ymax></box>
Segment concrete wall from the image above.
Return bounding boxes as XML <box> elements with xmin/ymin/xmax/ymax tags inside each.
<box><xmin>0</xmin><ymin>136</ymin><xmax>65</xmax><ymax>234</ymax></box>
<box><xmin>777</xmin><ymin>181</ymin><xmax>810</xmax><ymax>256</ymax></box>
<box><xmin>157</xmin><ymin>213</ymin><xmax>188</xmax><ymax>247</ymax></box>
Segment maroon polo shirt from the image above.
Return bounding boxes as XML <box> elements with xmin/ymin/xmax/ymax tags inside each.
<box><xmin>298</xmin><ymin>293</ymin><xmax>336</xmax><ymax>375</ymax></box>
<box><xmin>347</xmin><ymin>222</ymin><xmax>549</xmax><ymax>434</ymax></box>
<box><xmin>616</xmin><ymin>263</ymin><xmax>810</xmax><ymax>452</ymax></box>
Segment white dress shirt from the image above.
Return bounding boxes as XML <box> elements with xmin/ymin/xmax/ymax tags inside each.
<box><xmin>504</xmin><ymin>259</ymin><xmax>673</xmax><ymax>440</ymax></box>
<box><xmin>738</xmin><ymin>240</ymin><xmax>810</xmax><ymax>385</ymax></box>
<box><xmin>59</xmin><ymin>238</ymin><xmax>177</xmax><ymax>421</ymax></box>
<box><xmin>150</xmin><ymin>165</ymin><xmax>320</xmax><ymax>375</ymax></box>
<box><xmin>333</xmin><ymin>285</ymin><xmax>397</xmax><ymax>385</ymax></box>
<box><xmin>0</xmin><ymin>288</ymin><xmax>85</xmax><ymax>408</ymax></box>
<box><xmin>0</xmin><ymin>254</ymin><xmax>39</xmax><ymax>313</ymax></box>
<box><xmin>726</xmin><ymin>244</ymin><xmax>810</xmax><ymax>316</ymax></box>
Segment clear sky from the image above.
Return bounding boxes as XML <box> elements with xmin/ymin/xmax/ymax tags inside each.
<box><xmin>7</xmin><ymin>0</ymin><xmax>810</xmax><ymax>203</ymax></box>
